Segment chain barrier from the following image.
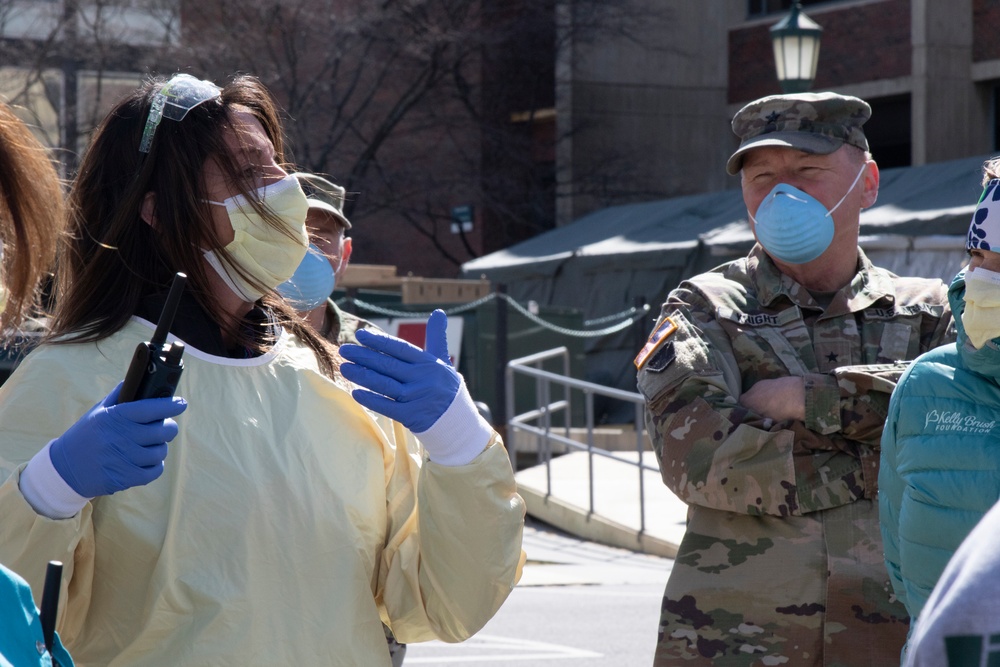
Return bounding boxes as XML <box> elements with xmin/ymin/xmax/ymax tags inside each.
<box><xmin>499</xmin><ymin>294</ymin><xmax>650</xmax><ymax>338</ymax></box>
<box><xmin>334</xmin><ymin>292</ymin><xmax>496</xmax><ymax>318</ymax></box>
<box><xmin>583</xmin><ymin>308</ymin><xmax>646</xmax><ymax>327</ymax></box>
<box><xmin>335</xmin><ymin>292</ymin><xmax>651</xmax><ymax>339</ymax></box>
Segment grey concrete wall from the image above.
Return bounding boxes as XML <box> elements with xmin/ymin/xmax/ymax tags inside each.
<box><xmin>556</xmin><ymin>0</ymin><xmax>744</xmax><ymax>226</ymax></box>
<box><xmin>912</xmin><ymin>0</ymin><xmax>991</xmax><ymax>163</ymax></box>
<box><xmin>556</xmin><ymin>0</ymin><xmax>1000</xmax><ymax>227</ymax></box>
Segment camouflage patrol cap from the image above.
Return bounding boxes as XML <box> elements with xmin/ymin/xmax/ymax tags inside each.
<box><xmin>726</xmin><ymin>92</ymin><xmax>871</xmax><ymax>175</ymax></box>
<box><xmin>297</xmin><ymin>173</ymin><xmax>351</xmax><ymax>230</ymax></box>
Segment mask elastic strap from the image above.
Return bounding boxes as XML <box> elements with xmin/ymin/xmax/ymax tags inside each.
<box><xmin>203</xmin><ymin>248</ymin><xmax>259</xmax><ymax>302</ymax></box>
<box><xmin>201</xmin><ymin>174</ymin><xmax>299</xmax><ymax>211</ymax></box>
<box><xmin>825</xmin><ymin>162</ymin><xmax>868</xmax><ymax>218</ymax></box>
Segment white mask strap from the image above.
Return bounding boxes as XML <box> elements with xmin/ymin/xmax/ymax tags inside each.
<box><xmin>825</xmin><ymin>162</ymin><xmax>868</xmax><ymax>218</ymax></box>
<box><xmin>203</xmin><ymin>248</ymin><xmax>260</xmax><ymax>302</ymax></box>
<box><xmin>201</xmin><ymin>175</ymin><xmax>299</xmax><ymax>211</ymax></box>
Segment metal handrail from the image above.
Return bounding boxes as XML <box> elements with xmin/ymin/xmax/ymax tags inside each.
<box><xmin>506</xmin><ymin>348</ymin><xmax>656</xmax><ymax>535</ymax></box>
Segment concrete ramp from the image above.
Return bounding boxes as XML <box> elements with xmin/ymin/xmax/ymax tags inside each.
<box><xmin>514</xmin><ymin>451</ymin><xmax>688</xmax><ymax>559</ymax></box>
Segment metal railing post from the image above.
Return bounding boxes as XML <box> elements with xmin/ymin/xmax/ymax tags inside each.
<box><xmin>505</xmin><ymin>361</ymin><xmax>516</xmax><ymax>471</ymax></box>
<box><xmin>586</xmin><ymin>389</ymin><xmax>595</xmax><ymax>515</ymax></box>
<box><xmin>495</xmin><ymin>284</ymin><xmax>508</xmax><ymax>428</ymax></box>
<box><xmin>636</xmin><ymin>402</ymin><xmax>647</xmax><ymax>535</ymax></box>
<box><xmin>506</xmin><ymin>347</ymin><xmax>658</xmax><ymax>539</ymax></box>
<box><xmin>562</xmin><ymin>348</ymin><xmax>572</xmax><ymax>440</ymax></box>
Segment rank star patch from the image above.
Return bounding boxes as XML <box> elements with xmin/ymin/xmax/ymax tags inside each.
<box><xmin>634</xmin><ymin>317</ymin><xmax>678</xmax><ymax>370</ymax></box>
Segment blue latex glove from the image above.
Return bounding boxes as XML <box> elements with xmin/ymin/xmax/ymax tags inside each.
<box><xmin>49</xmin><ymin>382</ymin><xmax>187</xmax><ymax>498</ymax></box>
<box><xmin>340</xmin><ymin>309</ymin><xmax>459</xmax><ymax>433</ymax></box>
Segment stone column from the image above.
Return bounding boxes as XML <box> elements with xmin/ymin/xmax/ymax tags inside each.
<box><xmin>911</xmin><ymin>0</ymin><xmax>987</xmax><ymax>164</ymax></box>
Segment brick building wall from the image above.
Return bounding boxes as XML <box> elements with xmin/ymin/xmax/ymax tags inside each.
<box><xmin>974</xmin><ymin>0</ymin><xmax>1000</xmax><ymax>62</ymax></box>
<box><xmin>728</xmin><ymin>0</ymin><xmax>911</xmax><ymax>104</ymax></box>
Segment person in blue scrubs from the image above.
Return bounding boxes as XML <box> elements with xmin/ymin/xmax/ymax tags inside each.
<box><xmin>0</xmin><ymin>564</ymin><xmax>73</xmax><ymax>667</ymax></box>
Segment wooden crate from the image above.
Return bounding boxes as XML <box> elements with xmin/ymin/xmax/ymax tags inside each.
<box><xmin>400</xmin><ymin>277</ymin><xmax>491</xmax><ymax>304</ymax></box>
<box><xmin>339</xmin><ymin>264</ymin><xmax>401</xmax><ymax>288</ymax></box>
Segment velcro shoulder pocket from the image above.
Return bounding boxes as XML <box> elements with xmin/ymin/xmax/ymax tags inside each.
<box><xmin>636</xmin><ymin>309</ymin><xmax>712</xmax><ymax>403</ymax></box>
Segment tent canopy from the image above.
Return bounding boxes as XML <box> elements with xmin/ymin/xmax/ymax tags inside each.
<box><xmin>465</xmin><ymin>153</ymin><xmax>986</xmax><ymax>280</ymax></box>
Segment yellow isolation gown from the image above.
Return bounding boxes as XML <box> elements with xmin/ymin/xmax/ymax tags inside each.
<box><xmin>0</xmin><ymin>317</ymin><xmax>525</xmax><ymax>666</ymax></box>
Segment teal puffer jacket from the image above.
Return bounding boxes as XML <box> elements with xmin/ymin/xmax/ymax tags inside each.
<box><xmin>880</xmin><ymin>269</ymin><xmax>1000</xmax><ymax>623</ymax></box>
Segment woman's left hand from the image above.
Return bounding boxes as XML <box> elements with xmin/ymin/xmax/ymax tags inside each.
<box><xmin>340</xmin><ymin>310</ymin><xmax>493</xmax><ymax>466</ymax></box>
<box><xmin>340</xmin><ymin>309</ymin><xmax>459</xmax><ymax>433</ymax></box>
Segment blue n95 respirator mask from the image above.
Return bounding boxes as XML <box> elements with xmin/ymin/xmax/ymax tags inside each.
<box><xmin>277</xmin><ymin>244</ymin><xmax>336</xmax><ymax>311</ymax></box>
<box><xmin>749</xmin><ymin>163</ymin><xmax>867</xmax><ymax>264</ymax></box>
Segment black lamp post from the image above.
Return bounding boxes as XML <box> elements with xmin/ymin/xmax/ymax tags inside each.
<box><xmin>770</xmin><ymin>2</ymin><xmax>823</xmax><ymax>94</ymax></box>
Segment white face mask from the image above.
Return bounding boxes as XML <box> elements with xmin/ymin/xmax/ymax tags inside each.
<box><xmin>203</xmin><ymin>174</ymin><xmax>309</xmax><ymax>302</ymax></box>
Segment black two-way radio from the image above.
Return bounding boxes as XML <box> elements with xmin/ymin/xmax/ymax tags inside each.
<box><xmin>119</xmin><ymin>272</ymin><xmax>186</xmax><ymax>403</ymax></box>
<box><xmin>39</xmin><ymin>560</ymin><xmax>63</xmax><ymax>666</ymax></box>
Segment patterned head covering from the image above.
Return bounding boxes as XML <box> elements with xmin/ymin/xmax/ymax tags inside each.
<box><xmin>727</xmin><ymin>92</ymin><xmax>871</xmax><ymax>175</ymax></box>
<box><xmin>968</xmin><ymin>179</ymin><xmax>1000</xmax><ymax>251</ymax></box>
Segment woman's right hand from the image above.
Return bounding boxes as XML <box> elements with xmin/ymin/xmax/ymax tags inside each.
<box><xmin>48</xmin><ymin>383</ymin><xmax>187</xmax><ymax>498</ymax></box>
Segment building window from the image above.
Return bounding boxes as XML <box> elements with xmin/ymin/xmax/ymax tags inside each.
<box><xmin>865</xmin><ymin>94</ymin><xmax>911</xmax><ymax>169</ymax></box>
<box><xmin>994</xmin><ymin>85</ymin><xmax>1000</xmax><ymax>152</ymax></box>
<box><xmin>747</xmin><ymin>1</ymin><xmax>850</xmax><ymax>18</ymax></box>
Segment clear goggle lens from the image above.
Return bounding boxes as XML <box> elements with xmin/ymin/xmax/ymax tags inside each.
<box><xmin>138</xmin><ymin>73</ymin><xmax>221</xmax><ymax>154</ymax></box>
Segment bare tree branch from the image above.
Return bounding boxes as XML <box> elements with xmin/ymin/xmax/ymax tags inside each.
<box><xmin>3</xmin><ymin>0</ymin><xmax>667</xmax><ymax>274</ymax></box>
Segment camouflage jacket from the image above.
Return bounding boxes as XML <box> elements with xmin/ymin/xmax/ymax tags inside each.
<box><xmin>321</xmin><ymin>299</ymin><xmax>378</xmax><ymax>346</ymax></box>
<box><xmin>637</xmin><ymin>246</ymin><xmax>955</xmax><ymax>666</ymax></box>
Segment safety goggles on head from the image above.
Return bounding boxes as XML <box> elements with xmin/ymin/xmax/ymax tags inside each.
<box><xmin>138</xmin><ymin>73</ymin><xmax>222</xmax><ymax>154</ymax></box>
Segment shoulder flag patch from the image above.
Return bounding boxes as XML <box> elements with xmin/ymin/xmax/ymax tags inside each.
<box><xmin>634</xmin><ymin>317</ymin><xmax>678</xmax><ymax>370</ymax></box>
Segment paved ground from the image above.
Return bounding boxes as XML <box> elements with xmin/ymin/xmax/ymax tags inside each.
<box><xmin>517</xmin><ymin>516</ymin><xmax>672</xmax><ymax>587</ymax></box>
<box><xmin>513</xmin><ymin>450</ymin><xmax>689</xmax><ymax>558</ymax></box>
<box><xmin>403</xmin><ymin>517</ymin><xmax>674</xmax><ymax>665</ymax></box>
<box><xmin>403</xmin><ymin>450</ymin><xmax>686</xmax><ymax>664</ymax></box>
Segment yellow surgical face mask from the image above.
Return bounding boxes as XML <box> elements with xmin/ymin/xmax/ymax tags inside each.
<box><xmin>203</xmin><ymin>174</ymin><xmax>309</xmax><ymax>302</ymax></box>
<box><xmin>962</xmin><ymin>267</ymin><xmax>1000</xmax><ymax>348</ymax></box>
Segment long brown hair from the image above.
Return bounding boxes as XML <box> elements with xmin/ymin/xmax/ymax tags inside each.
<box><xmin>983</xmin><ymin>157</ymin><xmax>1000</xmax><ymax>185</ymax></box>
<box><xmin>0</xmin><ymin>103</ymin><xmax>64</xmax><ymax>333</ymax></box>
<box><xmin>51</xmin><ymin>74</ymin><xmax>339</xmax><ymax>377</ymax></box>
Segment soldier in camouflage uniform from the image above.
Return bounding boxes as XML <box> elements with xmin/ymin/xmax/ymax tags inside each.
<box><xmin>291</xmin><ymin>174</ymin><xmax>379</xmax><ymax>346</ymax></box>
<box><xmin>636</xmin><ymin>93</ymin><xmax>956</xmax><ymax>666</ymax></box>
